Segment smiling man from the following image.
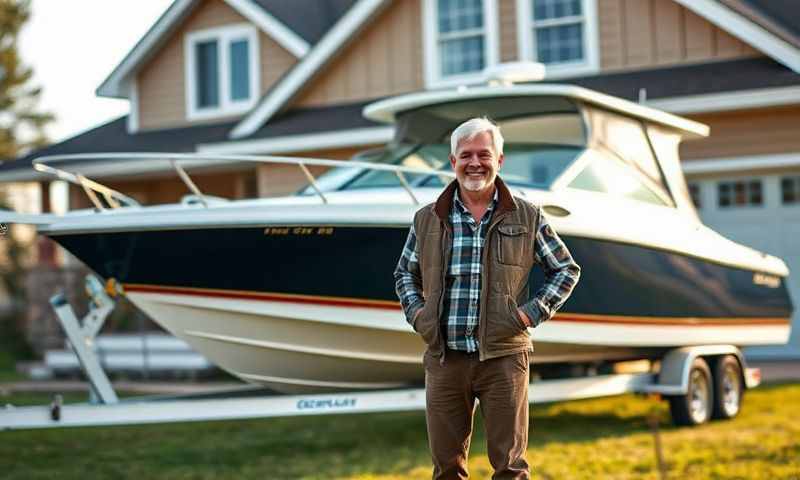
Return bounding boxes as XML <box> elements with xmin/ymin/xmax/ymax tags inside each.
<box><xmin>394</xmin><ymin>117</ymin><xmax>581</xmax><ymax>479</ymax></box>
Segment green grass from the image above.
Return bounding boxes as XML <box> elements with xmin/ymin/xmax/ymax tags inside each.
<box><xmin>0</xmin><ymin>349</ymin><xmax>24</xmax><ymax>383</ymax></box>
<box><xmin>1</xmin><ymin>383</ymin><xmax>798</xmax><ymax>479</ymax></box>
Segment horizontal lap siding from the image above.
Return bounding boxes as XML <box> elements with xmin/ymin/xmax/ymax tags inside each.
<box><xmin>682</xmin><ymin>107</ymin><xmax>800</xmax><ymax>160</ymax></box>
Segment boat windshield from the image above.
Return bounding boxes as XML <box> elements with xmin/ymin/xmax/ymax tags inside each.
<box><xmin>298</xmin><ymin>142</ymin><xmax>583</xmax><ymax>194</ymax></box>
<box><xmin>299</xmin><ymin>96</ymin><xmax>588</xmax><ymax>194</ymax></box>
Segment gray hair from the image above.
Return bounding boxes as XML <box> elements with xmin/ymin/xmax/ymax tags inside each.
<box><xmin>450</xmin><ymin>117</ymin><xmax>504</xmax><ymax>156</ymax></box>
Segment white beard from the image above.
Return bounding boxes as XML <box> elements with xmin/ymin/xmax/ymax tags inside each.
<box><xmin>462</xmin><ymin>172</ymin><xmax>493</xmax><ymax>192</ymax></box>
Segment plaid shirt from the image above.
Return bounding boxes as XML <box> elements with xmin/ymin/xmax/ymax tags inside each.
<box><xmin>394</xmin><ymin>187</ymin><xmax>581</xmax><ymax>352</ymax></box>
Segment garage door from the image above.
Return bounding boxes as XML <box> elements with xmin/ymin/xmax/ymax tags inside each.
<box><xmin>689</xmin><ymin>173</ymin><xmax>800</xmax><ymax>360</ymax></box>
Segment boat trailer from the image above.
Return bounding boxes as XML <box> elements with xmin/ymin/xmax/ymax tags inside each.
<box><xmin>0</xmin><ymin>276</ymin><xmax>761</xmax><ymax>431</ymax></box>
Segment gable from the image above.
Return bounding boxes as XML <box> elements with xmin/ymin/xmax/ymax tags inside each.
<box><xmin>294</xmin><ymin>0</ymin><xmax>423</xmax><ymax>108</ymax></box>
<box><xmin>97</xmin><ymin>0</ymin><xmax>308</xmax><ymax>100</ymax></box>
<box><xmin>598</xmin><ymin>0</ymin><xmax>758</xmax><ymax>71</ymax></box>
<box><xmin>137</xmin><ymin>0</ymin><xmax>297</xmax><ymax>131</ymax></box>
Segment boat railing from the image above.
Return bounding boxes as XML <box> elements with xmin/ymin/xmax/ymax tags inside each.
<box><xmin>32</xmin><ymin>152</ymin><xmax>459</xmax><ymax>210</ymax></box>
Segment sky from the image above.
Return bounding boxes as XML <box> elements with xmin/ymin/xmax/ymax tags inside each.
<box><xmin>18</xmin><ymin>0</ymin><xmax>174</xmax><ymax>143</ymax></box>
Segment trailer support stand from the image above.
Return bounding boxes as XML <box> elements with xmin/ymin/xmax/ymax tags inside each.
<box><xmin>49</xmin><ymin>275</ymin><xmax>118</xmax><ymax>405</ymax></box>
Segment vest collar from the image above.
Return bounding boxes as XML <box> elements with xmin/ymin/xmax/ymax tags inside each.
<box><xmin>433</xmin><ymin>176</ymin><xmax>518</xmax><ymax>221</ymax></box>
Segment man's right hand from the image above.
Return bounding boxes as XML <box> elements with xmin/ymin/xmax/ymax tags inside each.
<box><xmin>413</xmin><ymin>308</ymin><xmax>422</xmax><ymax>325</ymax></box>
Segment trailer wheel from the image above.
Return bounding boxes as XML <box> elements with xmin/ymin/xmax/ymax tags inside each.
<box><xmin>711</xmin><ymin>355</ymin><xmax>743</xmax><ymax>420</ymax></box>
<box><xmin>668</xmin><ymin>357</ymin><xmax>713</xmax><ymax>426</ymax></box>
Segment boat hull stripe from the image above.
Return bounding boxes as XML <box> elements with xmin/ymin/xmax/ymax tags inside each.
<box><xmin>125</xmin><ymin>284</ymin><xmax>790</xmax><ymax>327</ymax></box>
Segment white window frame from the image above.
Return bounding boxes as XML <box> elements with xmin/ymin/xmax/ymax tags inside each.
<box><xmin>516</xmin><ymin>0</ymin><xmax>599</xmax><ymax>78</ymax></box>
<box><xmin>185</xmin><ymin>23</ymin><xmax>260</xmax><ymax>121</ymax></box>
<box><xmin>423</xmin><ymin>0</ymin><xmax>499</xmax><ymax>89</ymax></box>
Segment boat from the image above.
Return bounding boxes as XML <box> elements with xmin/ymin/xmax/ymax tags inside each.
<box><xmin>4</xmin><ymin>83</ymin><xmax>793</xmax><ymax>393</ymax></box>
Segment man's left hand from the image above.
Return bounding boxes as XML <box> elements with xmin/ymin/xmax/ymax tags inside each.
<box><xmin>517</xmin><ymin>308</ymin><xmax>531</xmax><ymax>328</ymax></box>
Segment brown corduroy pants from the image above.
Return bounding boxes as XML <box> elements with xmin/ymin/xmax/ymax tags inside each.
<box><xmin>424</xmin><ymin>349</ymin><xmax>530</xmax><ymax>480</ymax></box>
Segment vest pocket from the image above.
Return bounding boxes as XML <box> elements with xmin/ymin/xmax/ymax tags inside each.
<box><xmin>496</xmin><ymin>224</ymin><xmax>528</xmax><ymax>266</ymax></box>
<box><xmin>486</xmin><ymin>294</ymin><xmax>528</xmax><ymax>343</ymax></box>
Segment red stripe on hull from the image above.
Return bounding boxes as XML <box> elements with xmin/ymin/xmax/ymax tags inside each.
<box><xmin>124</xmin><ymin>284</ymin><xmax>791</xmax><ymax>327</ymax></box>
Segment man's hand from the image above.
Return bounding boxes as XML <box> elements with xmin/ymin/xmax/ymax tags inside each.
<box><xmin>517</xmin><ymin>308</ymin><xmax>532</xmax><ymax>328</ymax></box>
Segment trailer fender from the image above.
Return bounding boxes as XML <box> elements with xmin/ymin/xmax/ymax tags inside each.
<box><xmin>638</xmin><ymin>345</ymin><xmax>756</xmax><ymax>395</ymax></box>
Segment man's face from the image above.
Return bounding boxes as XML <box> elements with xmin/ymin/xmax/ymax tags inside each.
<box><xmin>449</xmin><ymin>131</ymin><xmax>504</xmax><ymax>193</ymax></box>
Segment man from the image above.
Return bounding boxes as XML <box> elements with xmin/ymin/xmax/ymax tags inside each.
<box><xmin>393</xmin><ymin>117</ymin><xmax>581</xmax><ymax>479</ymax></box>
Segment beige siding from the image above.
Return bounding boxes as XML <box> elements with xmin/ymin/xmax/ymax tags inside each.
<box><xmin>295</xmin><ymin>0</ymin><xmax>424</xmax><ymax>108</ymax></box>
<box><xmin>598</xmin><ymin>0</ymin><xmax>759</xmax><ymax>72</ymax></box>
<box><xmin>137</xmin><ymin>0</ymin><xmax>296</xmax><ymax>131</ymax></box>
<box><xmin>499</xmin><ymin>0</ymin><xmax>518</xmax><ymax>62</ymax></box>
<box><xmin>681</xmin><ymin>107</ymin><xmax>800</xmax><ymax>160</ymax></box>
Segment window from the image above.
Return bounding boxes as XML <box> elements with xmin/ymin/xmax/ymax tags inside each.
<box><xmin>569</xmin><ymin>152</ymin><xmax>669</xmax><ymax>207</ymax></box>
<box><xmin>424</xmin><ymin>0</ymin><xmax>498</xmax><ymax>88</ymax></box>
<box><xmin>717</xmin><ymin>180</ymin><xmax>763</xmax><ymax>208</ymax></box>
<box><xmin>688</xmin><ymin>183</ymin><xmax>701</xmax><ymax>209</ymax></box>
<box><xmin>185</xmin><ymin>24</ymin><xmax>259</xmax><ymax>120</ymax></box>
<box><xmin>782</xmin><ymin>176</ymin><xmax>800</xmax><ymax>204</ymax></box>
<box><xmin>517</xmin><ymin>0</ymin><xmax>598</xmax><ymax>77</ymax></box>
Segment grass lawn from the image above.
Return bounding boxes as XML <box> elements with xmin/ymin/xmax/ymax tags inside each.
<box><xmin>1</xmin><ymin>382</ymin><xmax>798</xmax><ymax>479</ymax></box>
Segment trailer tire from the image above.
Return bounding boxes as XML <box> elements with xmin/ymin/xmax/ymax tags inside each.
<box><xmin>711</xmin><ymin>355</ymin><xmax>743</xmax><ymax>420</ymax></box>
<box><xmin>668</xmin><ymin>357</ymin><xmax>713</xmax><ymax>426</ymax></box>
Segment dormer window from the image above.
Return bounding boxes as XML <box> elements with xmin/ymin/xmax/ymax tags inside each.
<box><xmin>517</xmin><ymin>0</ymin><xmax>598</xmax><ymax>77</ymax></box>
<box><xmin>185</xmin><ymin>24</ymin><xmax>259</xmax><ymax>120</ymax></box>
<box><xmin>423</xmin><ymin>0</ymin><xmax>499</xmax><ymax>88</ymax></box>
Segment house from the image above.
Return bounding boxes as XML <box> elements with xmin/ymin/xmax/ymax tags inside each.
<box><xmin>3</xmin><ymin>0</ymin><xmax>799</xmax><ymax>358</ymax></box>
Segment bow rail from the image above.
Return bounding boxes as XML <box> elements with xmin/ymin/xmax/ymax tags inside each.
<box><xmin>33</xmin><ymin>152</ymin><xmax>459</xmax><ymax>210</ymax></box>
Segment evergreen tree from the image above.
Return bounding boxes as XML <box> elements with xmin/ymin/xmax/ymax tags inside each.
<box><xmin>0</xmin><ymin>0</ymin><xmax>53</xmax><ymax>363</ymax></box>
<box><xmin>0</xmin><ymin>0</ymin><xmax>53</xmax><ymax>159</ymax></box>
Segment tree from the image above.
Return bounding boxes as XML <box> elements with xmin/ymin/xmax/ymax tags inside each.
<box><xmin>0</xmin><ymin>0</ymin><xmax>53</xmax><ymax>364</ymax></box>
<box><xmin>0</xmin><ymin>0</ymin><xmax>53</xmax><ymax>159</ymax></box>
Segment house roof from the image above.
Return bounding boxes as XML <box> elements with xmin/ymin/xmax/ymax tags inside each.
<box><xmin>563</xmin><ymin>57</ymin><xmax>800</xmax><ymax>101</ymax></box>
<box><xmin>0</xmin><ymin>101</ymin><xmax>381</xmax><ymax>180</ymax></box>
<box><xmin>8</xmin><ymin>56</ymin><xmax>800</xmax><ymax>181</ymax></box>
<box><xmin>251</xmin><ymin>0</ymin><xmax>356</xmax><ymax>44</ymax></box>
<box><xmin>722</xmin><ymin>0</ymin><xmax>800</xmax><ymax>49</ymax></box>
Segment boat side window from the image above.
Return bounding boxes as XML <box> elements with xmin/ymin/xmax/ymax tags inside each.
<box><xmin>343</xmin><ymin>145</ymin><xmax>450</xmax><ymax>190</ymax></box>
<box><xmin>569</xmin><ymin>153</ymin><xmax>669</xmax><ymax>206</ymax></box>
<box><xmin>584</xmin><ymin>107</ymin><xmax>672</xmax><ymax>198</ymax></box>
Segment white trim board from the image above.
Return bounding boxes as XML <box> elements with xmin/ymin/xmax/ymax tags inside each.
<box><xmin>647</xmin><ymin>85</ymin><xmax>800</xmax><ymax>114</ymax></box>
<box><xmin>682</xmin><ymin>153</ymin><xmax>800</xmax><ymax>175</ymax></box>
<box><xmin>222</xmin><ymin>0</ymin><xmax>309</xmax><ymax>57</ymax></box>
<box><xmin>97</xmin><ymin>0</ymin><xmax>196</xmax><ymax>99</ymax></box>
<box><xmin>97</xmin><ymin>0</ymin><xmax>309</xmax><ymax>99</ymax></box>
<box><xmin>672</xmin><ymin>0</ymin><xmax>800</xmax><ymax>74</ymax></box>
<box><xmin>230</xmin><ymin>0</ymin><xmax>391</xmax><ymax>139</ymax></box>
<box><xmin>199</xmin><ymin>126</ymin><xmax>394</xmax><ymax>154</ymax></box>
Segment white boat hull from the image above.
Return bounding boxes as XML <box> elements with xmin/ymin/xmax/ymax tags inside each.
<box><xmin>128</xmin><ymin>290</ymin><xmax>790</xmax><ymax>392</ymax></box>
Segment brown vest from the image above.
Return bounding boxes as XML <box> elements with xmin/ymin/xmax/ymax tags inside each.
<box><xmin>412</xmin><ymin>177</ymin><xmax>540</xmax><ymax>361</ymax></box>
